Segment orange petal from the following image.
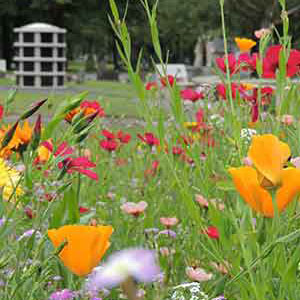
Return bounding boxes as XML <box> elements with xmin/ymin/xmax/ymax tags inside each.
<box><xmin>235</xmin><ymin>37</ymin><xmax>256</xmax><ymax>52</ymax></box>
<box><xmin>275</xmin><ymin>168</ymin><xmax>300</xmax><ymax>213</ymax></box>
<box><xmin>248</xmin><ymin>134</ymin><xmax>289</xmax><ymax>185</ymax></box>
<box><xmin>229</xmin><ymin>166</ymin><xmax>273</xmax><ymax>216</ymax></box>
<box><xmin>48</xmin><ymin>225</ymin><xmax>113</xmax><ymax>276</ymax></box>
<box><xmin>279</xmin><ymin>141</ymin><xmax>291</xmax><ymax>165</ymax></box>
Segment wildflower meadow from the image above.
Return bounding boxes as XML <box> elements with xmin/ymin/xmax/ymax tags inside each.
<box><xmin>1</xmin><ymin>0</ymin><xmax>300</xmax><ymax>299</ymax></box>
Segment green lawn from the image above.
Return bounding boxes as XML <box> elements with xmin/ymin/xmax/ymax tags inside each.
<box><xmin>0</xmin><ymin>80</ymin><xmax>141</xmax><ymax>119</ymax></box>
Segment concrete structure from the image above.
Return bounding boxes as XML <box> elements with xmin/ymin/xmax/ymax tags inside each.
<box><xmin>13</xmin><ymin>22</ymin><xmax>66</xmax><ymax>88</ymax></box>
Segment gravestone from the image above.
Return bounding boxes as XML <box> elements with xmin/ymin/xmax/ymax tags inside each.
<box><xmin>206</xmin><ymin>38</ymin><xmax>235</xmax><ymax>67</ymax></box>
<box><xmin>155</xmin><ymin>64</ymin><xmax>189</xmax><ymax>83</ymax></box>
<box><xmin>0</xmin><ymin>60</ymin><xmax>7</xmax><ymax>72</ymax></box>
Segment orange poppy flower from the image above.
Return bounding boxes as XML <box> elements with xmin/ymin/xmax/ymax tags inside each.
<box><xmin>235</xmin><ymin>37</ymin><xmax>256</xmax><ymax>53</ymax></box>
<box><xmin>229</xmin><ymin>134</ymin><xmax>300</xmax><ymax>217</ymax></box>
<box><xmin>48</xmin><ymin>225</ymin><xmax>113</xmax><ymax>276</ymax></box>
<box><xmin>64</xmin><ymin>107</ymin><xmax>80</xmax><ymax>123</ymax></box>
<box><xmin>5</xmin><ymin>121</ymin><xmax>33</xmax><ymax>153</ymax></box>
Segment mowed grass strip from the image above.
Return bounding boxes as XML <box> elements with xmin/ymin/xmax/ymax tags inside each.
<box><xmin>0</xmin><ymin>80</ymin><xmax>141</xmax><ymax>119</ymax></box>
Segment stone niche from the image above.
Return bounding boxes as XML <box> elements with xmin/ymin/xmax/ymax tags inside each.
<box><xmin>13</xmin><ymin>22</ymin><xmax>67</xmax><ymax>88</ymax></box>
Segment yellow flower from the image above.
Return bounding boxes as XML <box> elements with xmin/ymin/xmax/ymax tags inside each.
<box><xmin>184</xmin><ymin>122</ymin><xmax>199</xmax><ymax>130</ymax></box>
<box><xmin>0</xmin><ymin>158</ymin><xmax>23</xmax><ymax>201</ymax></box>
<box><xmin>235</xmin><ymin>37</ymin><xmax>256</xmax><ymax>52</ymax></box>
<box><xmin>241</xmin><ymin>83</ymin><xmax>255</xmax><ymax>90</ymax></box>
<box><xmin>48</xmin><ymin>225</ymin><xmax>113</xmax><ymax>276</ymax></box>
<box><xmin>229</xmin><ymin>134</ymin><xmax>300</xmax><ymax>217</ymax></box>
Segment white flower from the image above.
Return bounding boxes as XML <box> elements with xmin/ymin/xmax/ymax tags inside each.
<box><xmin>240</xmin><ymin>128</ymin><xmax>257</xmax><ymax>141</ymax></box>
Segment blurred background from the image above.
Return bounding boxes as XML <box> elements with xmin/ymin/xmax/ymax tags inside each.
<box><xmin>1</xmin><ymin>0</ymin><xmax>300</xmax><ymax>74</ymax></box>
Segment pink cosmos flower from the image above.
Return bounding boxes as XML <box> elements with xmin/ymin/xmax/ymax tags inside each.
<box><xmin>186</xmin><ymin>267</ymin><xmax>213</xmax><ymax>282</ymax></box>
<box><xmin>121</xmin><ymin>201</ymin><xmax>148</xmax><ymax>217</ymax></box>
<box><xmin>160</xmin><ymin>217</ymin><xmax>179</xmax><ymax>228</ymax></box>
<box><xmin>281</xmin><ymin>114</ymin><xmax>294</xmax><ymax>126</ymax></box>
<box><xmin>216</xmin><ymin>54</ymin><xmax>237</xmax><ymax>75</ymax></box>
<box><xmin>255</xmin><ymin>28</ymin><xmax>271</xmax><ymax>39</ymax></box>
<box><xmin>180</xmin><ymin>89</ymin><xmax>204</xmax><ymax>102</ymax></box>
<box><xmin>243</xmin><ymin>156</ymin><xmax>253</xmax><ymax>166</ymax></box>
<box><xmin>291</xmin><ymin>157</ymin><xmax>300</xmax><ymax>169</ymax></box>
<box><xmin>195</xmin><ymin>195</ymin><xmax>224</xmax><ymax>210</ymax></box>
<box><xmin>210</xmin><ymin>261</ymin><xmax>230</xmax><ymax>275</ymax></box>
<box><xmin>49</xmin><ymin>289</ymin><xmax>75</xmax><ymax>300</ymax></box>
<box><xmin>195</xmin><ymin>194</ymin><xmax>209</xmax><ymax>207</ymax></box>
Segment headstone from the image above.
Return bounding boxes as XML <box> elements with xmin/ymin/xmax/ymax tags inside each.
<box><xmin>0</xmin><ymin>60</ymin><xmax>7</xmax><ymax>72</ymax></box>
<box><xmin>207</xmin><ymin>38</ymin><xmax>235</xmax><ymax>67</ymax></box>
<box><xmin>193</xmin><ymin>37</ymin><xmax>203</xmax><ymax>68</ymax></box>
<box><xmin>155</xmin><ymin>64</ymin><xmax>189</xmax><ymax>83</ymax></box>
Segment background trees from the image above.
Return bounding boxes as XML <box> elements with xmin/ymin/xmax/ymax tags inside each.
<box><xmin>0</xmin><ymin>0</ymin><xmax>300</xmax><ymax>70</ymax></box>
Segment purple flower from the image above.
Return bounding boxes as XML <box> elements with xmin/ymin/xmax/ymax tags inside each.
<box><xmin>86</xmin><ymin>248</ymin><xmax>161</xmax><ymax>292</ymax></box>
<box><xmin>0</xmin><ymin>218</ymin><xmax>5</xmax><ymax>227</ymax></box>
<box><xmin>212</xmin><ymin>296</ymin><xmax>226</xmax><ymax>300</ymax></box>
<box><xmin>17</xmin><ymin>229</ymin><xmax>41</xmax><ymax>241</ymax></box>
<box><xmin>49</xmin><ymin>289</ymin><xmax>75</xmax><ymax>300</ymax></box>
<box><xmin>144</xmin><ymin>227</ymin><xmax>159</xmax><ymax>236</ymax></box>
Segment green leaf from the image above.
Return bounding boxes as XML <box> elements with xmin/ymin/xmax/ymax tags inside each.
<box><xmin>216</xmin><ymin>180</ymin><xmax>235</xmax><ymax>191</ymax></box>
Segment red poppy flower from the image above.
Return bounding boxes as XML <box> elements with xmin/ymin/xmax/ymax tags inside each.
<box><xmin>180</xmin><ymin>89</ymin><xmax>204</xmax><ymax>102</ymax></box>
<box><xmin>117</xmin><ymin>130</ymin><xmax>131</xmax><ymax>144</ymax></box>
<box><xmin>137</xmin><ymin>132</ymin><xmax>160</xmax><ymax>146</ymax></box>
<box><xmin>172</xmin><ymin>146</ymin><xmax>184</xmax><ymax>156</ymax></box>
<box><xmin>216</xmin><ymin>83</ymin><xmax>237</xmax><ymax>100</ymax></box>
<box><xmin>216</xmin><ymin>54</ymin><xmax>237</xmax><ymax>75</ymax></box>
<box><xmin>102</xmin><ymin>129</ymin><xmax>115</xmax><ymax>140</ymax></box>
<box><xmin>261</xmin><ymin>86</ymin><xmax>274</xmax><ymax>105</ymax></box>
<box><xmin>79</xmin><ymin>206</ymin><xmax>90</xmax><ymax>214</ymax></box>
<box><xmin>263</xmin><ymin>45</ymin><xmax>300</xmax><ymax>78</ymax></box>
<box><xmin>238</xmin><ymin>53</ymin><xmax>257</xmax><ymax>72</ymax></box>
<box><xmin>99</xmin><ymin>139</ymin><xmax>118</xmax><ymax>152</ymax></box>
<box><xmin>80</xmin><ymin>100</ymin><xmax>105</xmax><ymax>117</ymax></box>
<box><xmin>0</xmin><ymin>105</ymin><xmax>3</xmax><ymax>120</ymax></box>
<box><xmin>59</xmin><ymin>156</ymin><xmax>98</xmax><ymax>181</ymax></box>
<box><xmin>160</xmin><ymin>75</ymin><xmax>175</xmax><ymax>87</ymax></box>
<box><xmin>145</xmin><ymin>82</ymin><xmax>158</xmax><ymax>91</ymax></box>
<box><xmin>205</xmin><ymin>226</ymin><xmax>219</xmax><ymax>240</ymax></box>
<box><xmin>144</xmin><ymin>160</ymin><xmax>160</xmax><ymax>178</ymax></box>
